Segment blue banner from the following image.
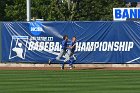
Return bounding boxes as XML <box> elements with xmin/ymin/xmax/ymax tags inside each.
<box><xmin>1</xmin><ymin>21</ymin><xmax>140</xmax><ymax>63</ymax></box>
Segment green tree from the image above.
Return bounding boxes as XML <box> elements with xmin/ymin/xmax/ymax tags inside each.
<box><xmin>48</xmin><ymin>0</ymin><xmax>126</xmax><ymax>21</ymax></box>
<box><xmin>100</xmin><ymin>0</ymin><xmax>126</xmax><ymax>21</ymax></box>
<box><xmin>0</xmin><ymin>1</ymin><xmax>6</xmax><ymax>21</ymax></box>
<box><xmin>5</xmin><ymin>0</ymin><xmax>26</xmax><ymax>21</ymax></box>
<box><xmin>31</xmin><ymin>0</ymin><xmax>51</xmax><ymax>20</ymax></box>
<box><xmin>47</xmin><ymin>0</ymin><xmax>69</xmax><ymax>20</ymax></box>
<box><xmin>3</xmin><ymin>0</ymin><xmax>126</xmax><ymax>21</ymax></box>
<box><xmin>5</xmin><ymin>0</ymin><xmax>51</xmax><ymax>21</ymax></box>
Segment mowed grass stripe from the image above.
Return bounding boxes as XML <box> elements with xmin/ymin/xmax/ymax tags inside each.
<box><xmin>0</xmin><ymin>70</ymin><xmax>140</xmax><ymax>93</ymax></box>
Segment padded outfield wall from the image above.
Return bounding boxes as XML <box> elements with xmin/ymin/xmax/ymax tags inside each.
<box><xmin>1</xmin><ymin>21</ymin><xmax>140</xmax><ymax>64</ymax></box>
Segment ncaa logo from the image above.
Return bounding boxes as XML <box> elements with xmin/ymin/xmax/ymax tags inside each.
<box><xmin>30</xmin><ymin>21</ymin><xmax>43</xmax><ymax>35</ymax></box>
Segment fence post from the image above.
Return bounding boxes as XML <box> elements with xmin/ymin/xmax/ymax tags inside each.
<box><xmin>0</xmin><ymin>22</ymin><xmax>2</xmax><ymax>62</ymax></box>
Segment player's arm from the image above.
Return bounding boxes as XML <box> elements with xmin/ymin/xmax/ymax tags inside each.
<box><xmin>66</xmin><ymin>42</ymin><xmax>72</xmax><ymax>49</ymax></box>
<box><xmin>61</xmin><ymin>40</ymin><xmax>67</xmax><ymax>49</ymax></box>
<box><xmin>67</xmin><ymin>44</ymin><xmax>72</xmax><ymax>48</ymax></box>
<box><xmin>70</xmin><ymin>43</ymin><xmax>76</xmax><ymax>49</ymax></box>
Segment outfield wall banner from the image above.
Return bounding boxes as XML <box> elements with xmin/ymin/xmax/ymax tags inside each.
<box><xmin>1</xmin><ymin>21</ymin><xmax>140</xmax><ymax>63</ymax></box>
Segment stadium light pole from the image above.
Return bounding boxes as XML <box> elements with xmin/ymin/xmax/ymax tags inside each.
<box><xmin>26</xmin><ymin>0</ymin><xmax>31</xmax><ymax>21</ymax></box>
<box><xmin>67</xmin><ymin>0</ymin><xmax>70</xmax><ymax>10</ymax></box>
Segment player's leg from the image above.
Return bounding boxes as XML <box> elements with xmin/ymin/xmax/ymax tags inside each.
<box><xmin>61</xmin><ymin>62</ymin><xmax>65</xmax><ymax>70</ymax></box>
<box><xmin>56</xmin><ymin>50</ymin><xmax>66</xmax><ymax>70</ymax></box>
<box><xmin>48</xmin><ymin>58</ymin><xmax>56</xmax><ymax>65</ymax></box>
<box><xmin>48</xmin><ymin>49</ymin><xmax>65</xmax><ymax>65</ymax></box>
<box><xmin>69</xmin><ymin>59</ymin><xmax>76</xmax><ymax>69</ymax></box>
<box><xmin>65</xmin><ymin>50</ymin><xmax>75</xmax><ymax>69</ymax></box>
<box><xmin>56</xmin><ymin>49</ymin><xmax>65</xmax><ymax>60</ymax></box>
<box><xmin>68</xmin><ymin>59</ymin><xmax>73</xmax><ymax>69</ymax></box>
<box><xmin>64</xmin><ymin>53</ymin><xmax>70</xmax><ymax>62</ymax></box>
<box><xmin>69</xmin><ymin>54</ymin><xmax>76</xmax><ymax>69</ymax></box>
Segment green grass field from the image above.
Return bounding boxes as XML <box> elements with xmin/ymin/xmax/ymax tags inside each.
<box><xmin>0</xmin><ymin>70</ymin><xmax>140</xmax><ymax>93</ymax></box>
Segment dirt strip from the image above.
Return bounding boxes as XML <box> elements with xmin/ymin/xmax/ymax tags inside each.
<box><xmin>0</xmin><ymin>67</ymin><xmax>140</xmax><ymax>70</ymax></box>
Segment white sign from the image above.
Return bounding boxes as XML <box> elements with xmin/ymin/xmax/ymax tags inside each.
<box><xmin>113</xmin><ymin>8</ymin><xmax>140</xmax><ymax>21</ymax></box>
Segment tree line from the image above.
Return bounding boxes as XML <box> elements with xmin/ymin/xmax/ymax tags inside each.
<box><xmin>0</xmin><ymin>0</ymin><xmax>126</xmax><ymax>21</ymax></box>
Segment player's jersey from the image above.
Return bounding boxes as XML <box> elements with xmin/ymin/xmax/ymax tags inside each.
<box><xmin>69</xmin><ymin>41</ymin><xmax>76</xmax><ymax>53</ymax></box>
<box><xmin>61</xmin><ymin>40</ymin><xmax>68</xmax><ymax>51</ymax></box>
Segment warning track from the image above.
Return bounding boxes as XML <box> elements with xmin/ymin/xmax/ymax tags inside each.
<box><xmin>0</xmin><ymin>67</ymin><xmax>140</xmax><ymax>70</ymax></box>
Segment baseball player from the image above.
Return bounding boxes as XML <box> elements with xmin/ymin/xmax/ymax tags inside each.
<box><xmin>67</xmin><ymin>36</ymin><xmax>77</xmax><ymax>69</ymax></box>
<box><xmin>48</xmin><ymin>35</ymin><xmax>69</xmax><ymax>69</ymax></box>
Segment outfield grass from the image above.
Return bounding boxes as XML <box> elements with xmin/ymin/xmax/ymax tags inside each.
<box><xmin>0</xmin><ymin>70</ymin><xmax>140</xmax><ymax>93</ymax></box>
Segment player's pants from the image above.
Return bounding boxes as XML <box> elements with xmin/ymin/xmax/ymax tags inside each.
<box><xmin>68</xmin><ymin>57</ymin><xmax>76</xmax><ymax>66</ymax></box>
<box><xmin>66</xmin><ymin>50</ymin><xmax>76</xmax><ymax>66</ymax></box>
<box><xmin>51</xmin><ymin>49</ymin><xmax>69</xmax><ymax>62</ymax></box>
<box><xmin>56</xmin><ymin>49</ymin><xmax>69</xmax><ymax>62</ymax></box>
<box><xmin>62</xmin><ymin>50</ymin><xmax>72</xmax><ymax>62</ymax></box>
